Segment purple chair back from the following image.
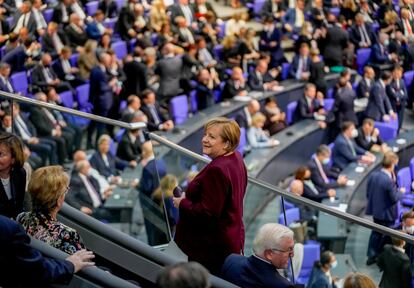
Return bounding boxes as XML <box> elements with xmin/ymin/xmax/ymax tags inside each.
<box><xmin>278</xmin><ymin>208</ymin><xmax>300</xmax><ymax>226</ymax></box>
<box><xmin>129</xmin><ymin>38</ymin><xmax>137</xmax><ymax>52</ymax></box>
<box><xmin>297</xmin><ymin>243</ymin><xmax>321</xmax><ymax>284</ymax></box>
<box><xmin>397</xmin><ymin>167</ymin><xmax>412</xmax><ymax>193</ymax></box>
<box><xmin>286</xmin><ymin>101</ymin><xmax>297</xmax><ymax>125</ymax></box>
<box><xmin>218</xmin><ymin>21</ymin><xmax>226</xmax><ymax>39</ymax></box>
<box><xmin>169</xmin><ymin>95</ymin><xmax>189</xmax><ymax>125</ymax></box>
<box><xmin>104</xmin><ymin>18</ymin><xmax>117</xmax><ymax>30</ymax></box>
<box><xmin>326</xmin><ymin>87</ymin><xmax>334</xmax><ymax>99</ymax></box>
<box><xmin>10</xmin><ymin>72</ymin><xmax>28</xmax><ymax>96</ymax></box>
<box><xmin>112</xmin><ymin>41</ymin><xmax>128</xmax><ymax>60</ymax></box>
<box><xmin>410</xmin><ymin>158</ymin><xmax>414</xmax><ymax>180</ymax></box>
<box><xmin>237</xmin><ymin>127</ymin><xmax>246</xmax><ymax>155</ymax></box>
<box><xmin>403</xmin><ymin>71</ymin><xmax>414</xmax><ymax>89</ymax></box>
<box><xmin>59</xmin><ymin>91</ymin><xmax>74</xmax><ymax>108</ymax></box>
<box><xmin>280</xmin><ymin>197</ymin><xmax>295</xmax><ymax>211</ymax></box>
<box><xmin>115</xmin><ymin>0</ymin><xmax>125</xmax><ymax>11</ymax></box>
<box><xmin>69</xmin><ymin>53</ymin><xmax>80</xmax><ymax>67</ymax></box>
<box><xmin>281</xmin><ymin>62</ymin><xmax>291</xmax><ymax>80</ymax></box>
<box><xmin>253</xmin><ymin>0</ymin><xmax>266</xmax><ymax>14</ymax></box>
<box><xmin>151</xmin><ymin>33</ymin><xmax>158</xmax><ymax>46</ymax></box>
<box><xmin>0</xmin><ymin>46</ymin><xmax>6</xmax><ymax>59</ymax></box>
<box><xmin>86</xmin><ymin>1</ymin><xmax>99</xmax><ymax>16</ymax></box>
<box><xmin>213</xmin><ymin>44</ymin><xmax>224</xmax><ymax>60</ymax></box>
<box><xmin>374</xmin><ymin>121</ymin><xmax>398</xmax><ymax>141</ymax></box>
<box><xmin>323</xmin><ymin>98</ymin><xmax>334</xmax><ymax>111</ymax></box>
<box><xmin>6</xmin><ymin>17</ymin><xmax>13</xmax><ymax>28</ymax></box>
<box><xmin>115</xmin><ymin>128</ymin><xmax>125</xmax><ymax>142</ymax></box>
<box><xmin>189</xmin><ymin>90</ymin><xmax>198</xmax><ymax>113</ymax></box>
<box><xmin>76</xmin><ymin>84</ymin><xmax>91</xmax><ymax>109</ymax></box>
<box><xmin>42</xmin><ymin>8</ymin><xmax>54</xmax><ymax>23</ymax></box>
<box><xmin>329</xmin><ymin>7</ymin><xmax>340</xmax><ymax>17</ymax></box>
<box><xmin>356</xmin><ymin>48</ymin><xmax>372</xmax><ymax>75</ymax></box>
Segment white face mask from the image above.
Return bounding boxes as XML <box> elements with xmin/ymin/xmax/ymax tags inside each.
<box><xmin>405</xmin><ymin>225</ymin><xmax>414</xmax><ymax>234</ymax></box>
<box><xmin>330</xmin><ymin>260</ymin><xmax>338</xmax><ymax>269</ymax></box>
<box><xmin>322</xmin><ymin>158</ymin><xmax>330</xmax><ymax>165</ymax></box>
<box><xmin>351</xmin><ymin>129</ymin><xmax>358</xmax><ymax>138</ymax></box>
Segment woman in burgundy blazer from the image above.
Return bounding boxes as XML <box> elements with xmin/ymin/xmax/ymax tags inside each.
<box><xmin>173</xmin><ymin>117</ymin><xmax>248</xmax><ymax>275</ymax></box>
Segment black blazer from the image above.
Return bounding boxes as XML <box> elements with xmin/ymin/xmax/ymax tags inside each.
<box><xmin>116</xmin><ymin>132</ymin><xmax>143</xmax><ymax>161</ymax></box>
<box><xmin>235</xmin><ymin>108</ymin><xmax>249</xmax><ymax>130</ymax></box>
<box><xmin>11</xmin><ymin>11</ymin><xmax>36</xmax><ymax>35</ymax></box>
<box><xmin>308</xmin><ymin>158</ymin><xmax>340</xmax><ymax>191</ymax></box>
<box><xmin>52</xmin><ymin>58</ymin><xmax>72</xmax><ymax>81</ymax></box>
<box><xmin>122</xmin><ymin>60</ymin><xmax>147</xmax><ymax>98</ymax></box>
<box><xmin>403</xmin><ymin>44</ymin><xmax>414</xmax><ymax>71</ymax></box>
<box><xmin>64</xmin><ymin>24</ymin><xmax>88</xmax><ymax>50</ymax></box>
<box><xmin>288</xmin><ymin>55</ymin><xmax>311</xmax><ymax>79</ymax></box>
<box><xmin>357</xmin><ymin>78</ymin><xmax>373</xmax><ymax>99</ymax></box>
<box><xmin>247</xmin><ymin>71</ymin><xmax>275</xmax><ymax>91</ymax></box>
<box><xmin>386</xmin><ymin>79</ymin><xmax>408</xmax><ymax>111</ymax></box>
<box><xmin>31</xmin><ymin>64</ymin><xmax>58</xmax><ymax>89</ymax></box>
<box><xmin>293</xmin><ymin>95</ymin><xmax>320</xmax><ymax>123</ymax></box>
<box><xmin>302</xmin><ymin>182</ymin><xmax>329</xmax><ymax>203</ymax></box>
<box><xmin>89</xmin><ymin>152</ymin><xmax>128</xmax><ymax>178</ymax></box>
<box><xmin>140</xmin><ymin>103</ymin><xmax>168</xmax><ymax>132</ymax></box>
<box><xmin>377</xmin><ymin>245</ymin><xmax>412</xmax><ymax>288</ymax></box>
<box><xmin>349</xmin><ymin>23</ymin><xmax>376</xmax><ymax>49</ymax></box>
<box><xmin>0</xmin><ymin>167</ymin><xmax>26</xmax><ymax>219</ymax></box>
<box><xmin>355</xmin><ymin>127</ymin><xmax>383</xmax><ymax>151</ymax></box>
<box><xmin>116</xmin><ymin>6</ymin><xmax>135</xmax><ymax>40</ymax></box>
<box><xmin>333</xmin><ymin>87</ymin><xmax>358</xmax><ymax>128</ymax></box>
<box><xmin>321</xmin><ymin>24</ymin><xmax>348</xmax><ymax>66</ymax></box>
<box><xmin>98</xmin><ymin>0</ymin><xmax>117</xmax><ymax>18</ymax></box>
<box><xmin>29</xmin><ymin>106</ymin><xmax>55</xmax><ymax>137</ymax></box>
<box><xmin>41</xmin><ymin>31</ymin><xmax>69</xmax><ymax>58</ymax></box>
<box><xmin>221</xmin><ymin>79</ymin><xmax>249</xmax><ymax>100</ymax></box>
<box><xmin>66</xmin><ymin>172</ymin><xmax>102</xmax><ymax>210</ymax></box>
<box><xmin>52</xmin><ymin>4</ymin><xmax>73</xmax><ymax>25</ymax></box>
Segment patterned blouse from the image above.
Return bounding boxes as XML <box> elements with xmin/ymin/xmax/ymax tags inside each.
<box><xmin>17</xmin><ymin>211</ymin><xmax>85</xmax><ymax>255</ymax></box>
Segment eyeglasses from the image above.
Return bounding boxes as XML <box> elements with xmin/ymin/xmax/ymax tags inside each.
<box><xmin>270</xmin><ymin>245</ymin><xmax>295</xmax><ymax>255</ymax></box>
<box><xmin>62</xmin><ymin>186</ymin><xmax>70</xmax><ymax>196</ymax></box>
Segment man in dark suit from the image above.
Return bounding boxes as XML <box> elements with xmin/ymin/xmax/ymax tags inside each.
<box><xmin>64</xmin><ymin>13</ymin><xmax>88</xmax><ymax>52</ymax></box>
<box><xmin>357</xmin><ymin>66</ymin><xmax>375</xmax><ymax>98</ymax></box>
<box><xmin>310</xmin><ymin>0</ymin><xmax>327</xmax><ymax>28</ymax></box>
<box><xmin>282</xmin><ymin>0</ymin><xmax>305</xmax><ymax>34</ymax></box>
<box><xmin>169</xmin><ymin>0</ymin><xmax>195</xmax><ymax>28</ymax></box>
<box><xmin>235</xmin><ymin>99</ymin><xmax>260</xmax><ymax>130</ymax></box>
<box><xmin>174</xmin><ymin>16</ymin><xmax>196</xmax><ymax>47</ymax></box>
<box><xmin>332</xmin><ymin>77</ymin><xmax>358</xmax><ymax>134</ymax></box>
<box><xmin>121</xmin><ymin>94</ymin><xmax>141</xmax><ymax>121</ymax></box>
<box><xmin>386</xmin><ymin>65</ymin><xmax>408</xmax><ymax>131</ymax></box>
<box><xmin>259</xmin><ymin>17</ymin><xmax>285</xmax><ymax>68</ymax></box>
<box><xmin>41</xmin><ymin>22</ymin><xmax>69</xmax><ymax>59</ymax></box>
<box><xmin>140</xmin><ymin>89</ymin><xmax>174</xmax><ymax>132</ymax></box>
<box><xmin>67</xmin><ymin>160</ymin><xmax>114</xmax><ymax>220</ymax></box>
<box><xmin>2</xmin><ymin>37</ymin><xmax>33</xmax><ymax>73</ymax></box>
<box><xmin>288</xmin><ymin>43</ymin><xmax>311</xmax><ymax>80</ymax></box>
<box><xmin>52</xmin><ymin>0</ymin><xmax>73</xmax><ymax>26</ymax></box>
<box><xmin>0</xmin><ymin>215</ymin><xmax>94</xmax><ymax>287</ymax></box>
<box><xmin>308</xmin><ymin>144</ymin><xmax>347</xmax><ymax>192</ymax></box>
<box><xmin>87</xmin><ymin>53</ymin><xmax>116</xmax><ymax>147</ymax></box>
<box><xmin>349</xmin><ymin>13</ymin><xmax>376</xmax><ymax>50</ymax></box>
<box><xmin>86</xmin><ymin>10</ymin><xmax>110</xmax><ymax>41</ymax></box>
<box><xmin>248</xmin><ymin>59</ymin><xmax>279</xmax><ymax>91</ymax></box>
<box><xmin>366</xmin><ymin>151</ymin><xmax>402</xmax><ymax>265</ymax></box>
<box><xmin>369</xmin><ymin>33</ymin><xmax>398</xmax><ymax>66</ymax></box>
<box><xmin>31</xmin><ymin>53</ymin><xmax>73</xmax><ymax>93</ymax></box>
<box><xmin>11</xmin><ymin>1</ymin><xmax>36</xmax><ymax>35</ymax></box>
<box><xmin>116</xmin><ymin>0</ymin><xmax>136</xmax><ymax>40</ymax></box>
<box><xmin>52</xmin><ymin>47</ymin><xmax>84</xmax><ymax>88</ymax></box>
<box><xmin>221</xmin><ymin>66</ymin><xmax>249</xmax><ymax>101</ymax></box>
<box><xmin>260</xmin><ymin>0</ymin><xmax>286</xmax><ymax>21</ymax></box>
<box><xmin>355</xmin><ymin>118</ymin><xmax>385</xmax><ymax>152</ymax></box>
<box><xmin>293</xmin><ymin>83</ymin><xmax>324</xmax><ymax>123</ymax></box>
<box><xmin>0</xmin><ymin>16</ymin><xmax>10</xmax><ymax>47</ymax></box>
<box><xmin>378</xmin><ymin>239</ymin><xmax>412</xmax><ymax>288</ymax></box>
<box><xmin>365</xmin><ymin>71</ymin><xmax>396</xmax><ymax>122</ymax></box>
<box><xmin>30</xmin><ymin>92</ymin><xmax>75</xmax><ymax>163</ymax></box>
<box><xmin>122</xmin><ymin>48</ymin><xmax>148</xmax><ymax>98</ymax></box>
<box><xmin>400</xmin><ymin>211</ymin><xmax>414</xmax><ymax>274</ymax></box>
<box><xmin>0</xmin><ymin>62</ymin><xmax>15</xmax><ymax>95</ymax></box>
<box><xmin>403</xmin><ymin>36</ymin><xmax>414</xmax><ymax>71</ymax></box>
<box><xmin>222</xmin><ymin>223</ymin><xmax>295</xmax><ymax>288</ymax></box>
<box><xmin>321</xmin><ymin>13</ymin><xmax>349</xmax><ymax>67</ymax></box>
<box><xmin>155</xmin><ymin>43</ymin><xmax>183</xmax><ymax>103</ymax></box>
<box><xmin>116</xmin><ymin>112</ymin><xmax>147</xmax><ymax>162</ymax></box>
<box><xmin>98</xmin><ymin>0</ymin><xmax>117</xmax><ymax>18</ymax></box>
<box><xmin>332</xmin><ymin>121</ymin><xmax>375</xmax><ymax>171</ymax></box>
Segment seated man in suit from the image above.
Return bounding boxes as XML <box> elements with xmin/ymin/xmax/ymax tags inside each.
<box><xmin>52</xmin><ymin>0</ymin><xmax>72</xmax><ymax>26</ymax></box>
<box><xmin>248</xmin><ymin>59</ymin><xmax>279</xmax><ymax>92</ymax></box>
<box><xmin>64</xmin><ymin>13</ymin><xmax>88</xmax><ymax>52</ymax></box>
<box><xmin>140</xmin><ymin>89</ymin><xmax>174</xmax><ymax>132</ymax></box>
<box><xmin>365</xmin><ymin>71</ymin><xmax>396</xmax><ymax>122</ymax></box>
<box><xmin>308</xmin><ymin>144</ymin><xmax>348</xmax><ymax>192</ymax></box>
<box><xmin>235</xmin><ymin>99</ymin><xmax>260</xmax><ymax>130</ymax></box>
<box><xmin>0</xmin><ymin>215</ymin><xmax>94</xmax><ymax>287</ymax></box>
<box><xmin>11</xmin><ymin>1</ymin><xmax>36</xmax><ymax>35</ymax></box>
<box><xmin>194</xmin><ymin>68</ymin><xmax>220</xmax><ymax>111</ymax></box>
<box><xmin>31</xmin><ymin>53</ymin><xmax>73</xmax><ymax>93</ymax></box>
<box><xmin>349</xmin><ymin>13</ymin><xmax>376</xmax><ymax>50</ymax></box>
<box><xmin>357</xmin><ymin>66</ymin><xmax>375</xmax><ymax>98</ymax></box>
<box><xmin>370</xmin><ymin>33</ymin><xmax>399</xmax><ymax>66</ymax></box>
<box><xmin>174</xmin><ymin>16</ymin><xmax>196</xmax><ymax>48</ymax></box>
<box><xmin>221</xmin><ymin>66</ymin><xmax>250</xmax><ymax>101</ymax></box>
<box><xmin>222</xmin><ymin>223</ymin><xmax>295</xmax><ymax>288</ymax></box>
<box><xmin>259</xmin><ymin>17</ymin><xmax>285</xmax><ymax>68</ymax></box>
<box><xmin>86</xmin><ymin>10</ymin><xmax>112</xmax><ymax>41</ymax></box>
<box><xmin>32</xmin><ymin>0</ymin><xmax>47</xmax><ymax>37</ymax></box>
<box><xmin>289</xmin><ymin>42</ymin><xmax>311</xmax><ymax>80</ymax></box>
<box><xmin>332</xmin><ymin>121</ymin><xmax>375</xmax><ymax>171</ymax></box>
<box><xmin>260</xmin><ymin>0</ymin><xmax>286</xmax><ymax>21</ymax></box>
<box><xmin>121</xmin><ymin>94</ymin><xmax>141</xmax><ymax>121</ymax></box>
<box><xmin>116</xmin><ymin>112</ymin><xmax>147</xmax><ymax>162</ymax></box>
<box><xmin>386</xmin><ymin>65</ymin><xmax>408</xmax><ymax>131</ymax></box>
<box><xmin>41</xmin><ymin>22</ymin><xmax>68</xmax><ymax>59</ymax></box>
<box><xmin>52</xmin><ymin>46</ymin><xmax>84</xmax><ymax>88</ymax></box>
<box><xmin>294</xmin><ymin>166</ymin><xmax>336</xmax><ymax>203</ymax></box>
<box><xmin>293</xmin><ymin>83</ymin><xmax>326</xmax><ymax>125</ymax></box>
<box><xmin>355</xmin><ymin>118</ymin><xmax>388</xmax><ymax>153</ymax></box>
<box><xmin>169</xmin><ymin>0</ymin><xmax>195</xmax><ymax>29</ymax></box>
<box><xmin>366</xmin><ymin>152</ymin><xmax>403</xmax><ymax>265</ymax></box>
<box><xmin>66</xmin><ymin>159</ymin><xmax>114</xmax><ymax>220</ymax></box>
<box><xmin>0</xmin><ymin>62</ymin><xmax>15</xmax><ymax>96</ymax></box>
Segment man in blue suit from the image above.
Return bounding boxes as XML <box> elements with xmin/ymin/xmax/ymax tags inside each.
<box><xmin>86</xmin><ymin>10</ymin><xmax>111</xmax><ymax>41</ymax></box>
<box><xmin>222</xmin><ymin>223</ymin><xmax>295</xmax><ymax>288</ymax></box>
<box><xmin>259</xmin><ymin>17</ymin><xmax>285</xmax><ymax>68</ymax></box>
<box><xmin>282</xmin><ymin>0</ymin><xmax>305</xmax><ymax>35</ymax></box>
<box><xmin>289</xmin><ymin>43</ymin><xmax>311</xmax><ymax>80</ymax></box>
<box><xmin>366</xmin><ymin>151</ymin><xmax>403</xmax><ymax>265</ymax></box>
<box><xmin>365</xmin><ymin>71</ymin><xmax>396</xmax><ymax>122</ymax></box>
<box><xmin>386</xmin><ymin>65</ymin><xmax>408</xmax><ymax>132</ymax></box>
<box><xmin>332</xmin><ymin>121</ymin><xmax>375</xmax><ymax>171</ymax></box>
<box><xmin>0</xmin><ymin>215</ymin><xmax>94</xmax><ymax>287</ymax></box>
<box><xmin>369</xmin><ymin>32</ymin><xmax>398</xmax><ymax>65</ymax></box>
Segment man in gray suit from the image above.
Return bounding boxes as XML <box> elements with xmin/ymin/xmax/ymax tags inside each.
<box><xmin>155</xmin><ymin>43</ymin><xmax>183</xmax><ymax>104</ymax></box>
<box><xmin>12</xmin><ymin>1</ymin><xmax>36</xmax><ymax>35</ymax></box>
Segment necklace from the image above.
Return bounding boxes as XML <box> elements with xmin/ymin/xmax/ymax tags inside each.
<box><xmin>1</xmin><ymin>177</ymin><xmax>10</xmax><ymax>186</ymax></box>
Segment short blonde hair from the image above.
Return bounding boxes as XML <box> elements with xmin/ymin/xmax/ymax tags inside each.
<box><xmin>28</xmin><ymin>166</ymin><xmax>69</xmax><ymax>215</ymax></box>
<box><xmin>97</xmin><ymin>134</ymin><xmax>111</xmax><ymax>146</ymax></box>
<box><xmin>251</xmin><ymin>112</ymin><xmax>266</xmax><ymax>126</ymax></box>
<box><xmin>204</xmin><ymin>117</ymin><xmax>240</xmax><ymax>152</ymax></box>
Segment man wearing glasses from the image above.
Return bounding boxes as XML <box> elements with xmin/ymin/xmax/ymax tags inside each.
<box><xmin>221</xmin><ymin>223</ymin><xmax>295</xmax><ymax>288</ymax></box>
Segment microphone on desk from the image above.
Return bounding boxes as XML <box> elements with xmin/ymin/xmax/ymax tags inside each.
<box><xmin>173</xmin><ymin>186</ymin><xmax>183</xmax><ymax>197</ymax></box>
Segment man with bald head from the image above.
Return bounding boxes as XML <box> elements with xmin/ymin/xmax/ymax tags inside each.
<box><xmin>155</xmin><ymin>43</ymin><xmax>183</xmax><ymax>103</ymax></box>
<box><xmin>235</xmin><ymin>99</ymin><xmax>260</xmax><ymax>130</ymax></box>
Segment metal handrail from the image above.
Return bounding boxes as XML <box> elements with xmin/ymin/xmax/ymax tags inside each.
<box><xmin>3</xmin><ymin>90</ymin><xmax>414</xmax><ymax>244</ymax></box>
<box><xmin>148</xmin><ymin>133</ymin><xmax>414</xmax><ymax>245</ymax></box>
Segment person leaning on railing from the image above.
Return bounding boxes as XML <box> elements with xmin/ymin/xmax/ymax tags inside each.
<box><xmin>17</xmin><ymin>166</ymin><xmax>86</xmax><ymax>255</ymax></box>
<box><xmin>173</xmin><ymin>117</ymin><xmax>248</xmax><ymax>275</ymax></box>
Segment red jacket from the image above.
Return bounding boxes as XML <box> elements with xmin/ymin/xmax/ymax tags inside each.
<box><xmin>175</xmin><ymin>152</ymin><xmax>247</xmax><ymax>274</ymax></box>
